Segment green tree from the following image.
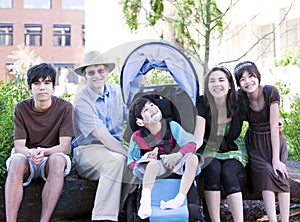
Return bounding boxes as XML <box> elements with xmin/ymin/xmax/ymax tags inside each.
<box><xmin>122</xmin><ymin>0</ymin><xmax>236</xmax><ymax>75</ymax></box>
<box><xmin>123</xmin><ymin>0</ymin><xmax>297</xmax><ymax>81</ymax></box>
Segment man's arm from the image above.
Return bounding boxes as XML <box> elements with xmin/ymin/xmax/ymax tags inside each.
<box><xmin>38</xmin><ymin>136</ymin><xmax>72</xmax><ymax>156</ymax></box>
<box><xmin>14</xmin><ymin>139</ymin><xmax>42</xmax><ymax>165</ymax></box>
<box><xmin>92</xmin><ymin>127</ymin><xmax>128</xmax><ymax>157</ymax></box>
<box><xmin>14</xmin><ymin>139</ymin><xmax>32</xmax><ymax>156</ymax></box>
<box><xmin>33</xmin><ymin>136</ymin><xmax>71</xmax><ymax>164</ymax></box>
<box><xmin>15</xmin><ymin>137</ymin><xmax>72</xmax><ymax>165</ymax></box>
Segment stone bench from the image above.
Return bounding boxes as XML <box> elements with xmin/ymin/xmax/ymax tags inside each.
<box><xmin>0</xmin><ymin>170</ymin><xmax>97</xmax><ymax>221</ymax></box>
<box><xmin>0</xmin><ymin>161</ymin><xmax>299</xmax><ymax>221</ymax></box>
<box><xmin>198</xmin><ymin>160</ymin><xmax>300</xmax><ymax>202</ymax></box>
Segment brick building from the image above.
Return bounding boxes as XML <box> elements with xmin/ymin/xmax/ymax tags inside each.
<box><xmin>0</xmin><ymin>0</ymin><xmax>85</xmax><ymax>85</ymax></box>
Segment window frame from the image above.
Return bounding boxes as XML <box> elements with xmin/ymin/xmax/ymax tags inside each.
<box><xmin>81</xmin><ymin>24</ymin><xmax>85</xmax><ymax>46</ymax></box>
<box><xmin>62</xmin><ymin>0</ymin><xmax>84</xmax><ymax>10</ymax></box>
<box><xmin>53</xmin><ymin>24</ymin><xmax>71</xmax><ymax>46</ymax></box>
<box><xmin>283</xmin><ymin>18</ymin><xmax>299</xmax><ymax>50</ymax></box>
<box><xmin>24</xmin><ymin>0</ymin><xmax>51</xmax><ymax>9</ymax></box>
<box><xmin>258</xmin><ymin>24</ymin><xmax>275</xmax><ymax>60</ymax></box>
<box><xmin>52</xmin><ymin>64</ymin><xmax>78</xmax><ymax>85</ymax></box>
<box><xmin>0</xmin><ymin>0</ymin><xmax>13</xmax><ymax>8</ymax></box>
<box><xmin>24</xmin><ymin>24</ymin><xmax>43</xmax><ymax>46</ymax></box>
<box><xmin>0</xmin><ymin>23</ymin><xmax>13</xmax><ymax>46</ymax></box>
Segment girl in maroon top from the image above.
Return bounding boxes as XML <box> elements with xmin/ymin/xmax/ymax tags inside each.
<box><xmin>234</xmin><ymin>61</ymin><xmax>290</xmax><ymax>222</ymax></box>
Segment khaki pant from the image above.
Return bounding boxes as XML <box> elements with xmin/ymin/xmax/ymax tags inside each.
<box><xmin>73</xmin><ymin>144</ymin><xmax>131</xmax><ymax>221</ymax></box>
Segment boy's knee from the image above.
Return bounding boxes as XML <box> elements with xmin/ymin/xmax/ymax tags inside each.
<box><xmin>8</xmin><ymin>155</ymin><xmax>28</xmax><ymax>172</ymax></box>
<box><xmin>7</xmin><ymin>156</ymin><xmax>29</xmax><ymax>181</ymax></box>
<box><xmin>49</xmin><ymin>153</ymin><xmax>65</xmax><ymax>162</ymax></box>
<box><xmin>146</xmin><ymin>159</ymin><xmax>160</xmax><ymax>170</ymax></box>
<box><xmin>47</xmin><ymin>154</ymin><xmax>67</xmax><ymax>171</ymax></box>
<box><xmin>186</xmin><ymin>154</ymin><xmax>198</xmax><ymax>167</ymax></box>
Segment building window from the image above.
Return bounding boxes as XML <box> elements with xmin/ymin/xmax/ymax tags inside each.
<box><xmin>62</xmin><ymin>0</ymin><xmax>84</xmax><ymax>10</ymax></box>
<box><xmin>82</xmin><ymin>24</ymin><xmax>85</xmax><ymax>46</ymax></box>
<box><xmin>24</xmin><ymin>0</ymin><xmax>51</xmax><ymax>9</ymax></box>
<box><xmin>53</xmin><ymin>65</ymin><xmax>78</xmax><ymax>85</ymax></box>
<box><xmin>282</xmin><ymin>18</ymin><xmax>299</xmax><ymax>51</ymax></box>
<box><xmin>0</xmin><ymin>23</ymin><xmax>13</xmax><ymax>46</ymax></box>
<box><xmin>52</xmin><ymin>64</ymin><xmax>78</xmax><ymax>96</ymax></box>
<box><xmin>24</xmin><ymin>24</ymin><xmax>42</xmax><ymax>46</ymax></box>
<box><xmin>0</xmin><ymin>0</ymin><xmax>13</xmax><ymax>8</ymax></box>
<box><xmin>53</xmin><ymin>24</ymin><xmax>71</xmax><ymax>46</ymax></box>
<box><xmin>258</xmin><ymin>24</ymin><xmax>275</xmax><ymax>60</ymax></box>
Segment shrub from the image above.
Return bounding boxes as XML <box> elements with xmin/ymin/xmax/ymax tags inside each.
<box><xmin>274</xmin><ymin>46</ymin><xmax>300</xmax><ymax>66</ymax></box>
<box><xmin>283</xmin><ymin>96</ymin><xmax>300</xmax><ymax>159</ymax></box>
<box><xmin>0</xmin><ymin>80</ymin><xmax>29</xmax><ymax>181</ymax></box>
<box><xmin>276</xmin><ymin>82</ymin><xmax>300</xmax><ymax>160</ymax></box>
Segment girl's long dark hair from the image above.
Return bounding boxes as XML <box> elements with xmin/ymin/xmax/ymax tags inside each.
<box><xmin>200</xmin><ymin>66</ymin><xmax>245</xmax><ymax>152</ymax></box>
<box><xmin>203</xmin><ymin>66</ymin><xmax>238</xmax><ymax>127</ymax></box>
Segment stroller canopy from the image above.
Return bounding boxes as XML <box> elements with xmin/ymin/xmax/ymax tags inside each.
<box><xmin>120</xmin><ymin>42</ymin><xmax>200</xmax><ymax>107</ymax></box>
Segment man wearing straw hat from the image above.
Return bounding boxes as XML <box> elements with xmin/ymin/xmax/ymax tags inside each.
<box><xmin>72</xmin><ymin>51</ymin><xmax>130</xmax><ymax>221</ymax></box>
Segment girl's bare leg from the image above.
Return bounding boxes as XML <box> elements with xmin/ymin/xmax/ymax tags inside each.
<box><xmin>278</xmin><ymin>192</ymin><xmax>290</xmax><ymax>222</ymax></box>
<box><xmin>227</xmin><ymin>192</ymin><xmax>243</xmax><ymax>222</ymax></box>
<box><xmin>262</xmin><ymin>190</ymin><xmax>277</xmax><ymax>222</ymax></box>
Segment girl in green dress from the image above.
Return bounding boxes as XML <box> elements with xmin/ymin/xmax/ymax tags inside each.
<box><xmin>195</xmin><ymin>66</ymin><xmax>248</xmax><ymax>222</ymax></box>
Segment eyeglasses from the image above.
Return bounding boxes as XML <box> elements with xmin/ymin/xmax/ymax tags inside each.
<box><xmin>86</xmin><ymin>68</ymin><xmax>107</xmax><ymax>76</ymax></box>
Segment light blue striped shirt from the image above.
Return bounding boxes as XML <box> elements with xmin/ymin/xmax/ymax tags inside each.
<box><xmin>73</xmin><ymin>83</ymin><xmax>128</xmax><ymax>147</ymax></box>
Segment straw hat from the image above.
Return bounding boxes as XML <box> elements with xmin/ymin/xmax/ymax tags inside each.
<box><xmin>74</xmin><ymin>51</ymin><xmax>115</xmax><ymax>76</ymax></box>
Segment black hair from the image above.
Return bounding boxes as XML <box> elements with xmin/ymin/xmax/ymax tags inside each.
<box><xmin>129</xmin><ymin>96</ymin><xmax>157</xmax><ymax>132</ymax></box>
<box><xmin>201</xmin><ymin>66</ymin><xmax>246</xmax><ymax>152</ymax></box>
<box><xmin>130</xmin><ymin>97</ymin><xmax>152</xmax><ymax>120</ymax></box>
<box><xmin>233</xmin><ymin>61</ymin><xmax>261</xmax><ymax>86</ymax></box>
<box><xmin>204</xmin><ymin>65</ymin><xmax>238</xmax><ymax>119</ymax></box>
<box><xmin>27</xmin><ymin>63</ymin><xmax>56</xmax><ymax>89</ymax></box>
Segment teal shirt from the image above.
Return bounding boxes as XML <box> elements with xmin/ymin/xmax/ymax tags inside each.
<box><xmin>127</xmin><ymin>121</ymin><xmax>196</xmax><ymax>166</ymax></box>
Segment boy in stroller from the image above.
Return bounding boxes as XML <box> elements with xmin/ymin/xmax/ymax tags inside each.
<box><xmin>127</xmin><ymin>95</ymin><xmax>203</xmax><ymax>220</ymax></box>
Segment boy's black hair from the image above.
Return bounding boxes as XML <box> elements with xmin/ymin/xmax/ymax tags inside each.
<box><xmin>131</xmin><ymin>97</ymin><xmax>152</xmax><ymax>119</ymax></box>
<box><xmin>129</xmin><ymin>93</ymin><xmax>183</xmax><ymax>133</ymax></box>
<box><xmin>27</xmin><ymin>63</ymin><xmax>56</xmax><ymax>89</ymax></box>
<box><xmin>129</xmin><ymin>96</ymin><xmax>153</xmax><ymax>132</ymax></box>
